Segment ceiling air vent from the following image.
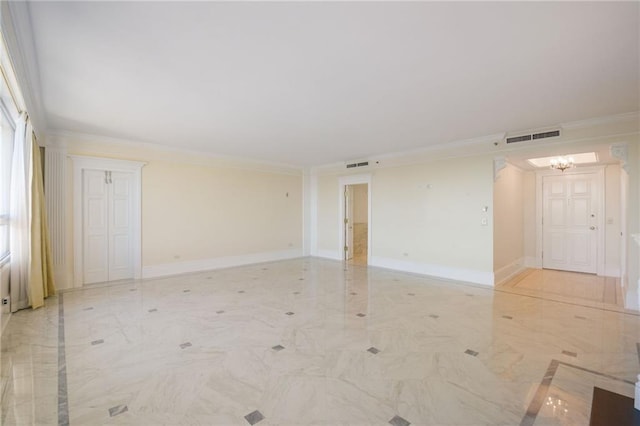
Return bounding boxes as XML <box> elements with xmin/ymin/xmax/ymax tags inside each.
<box><xmin>506</xmin><ymin>129</ymin><xmax>560</xmax><ymax>144</ymax></box>
<box><xmin>532</xmin><ymin>130</ymin><xmax>560</xmax><ymax>140</ymax></box>
<box><xmin>346</xmin><ymin>161</ymin><xmax>369</xmax><ymax>169</ymax></box>
<box><xmin>506</xmin><ymin>135</ymin><xmax>532</xmax><ymax>144</ymax></box>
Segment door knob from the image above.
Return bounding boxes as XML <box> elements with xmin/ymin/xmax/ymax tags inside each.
<box><xmin>590</xmin><ymin>226</ymin><xmax>596</xmax><ymax>230</ymax></box>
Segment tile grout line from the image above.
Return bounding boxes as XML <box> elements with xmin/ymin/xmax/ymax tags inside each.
<box><xmin>520</xmin><ymin>359</ymin><xmax>559</xmax><ymax>426</ymax></box>
<box><xmin>492</xmin><ymin>287</ymin><xmax>640</xmax><ymax>317</ymax></box>
<box><xmin>557</xmin><ymin>361</ymin><xmax>635</xmax><ymax>386</ymax></box>
<box><xmin>520</xmin><ymin>358</ymin><xmax>636</xmax><ymax>426</ymax></box>
<box><xmin>58</xmin><ymin>293</ymin><xmax>69</xmax><ymax>426</ymax></box>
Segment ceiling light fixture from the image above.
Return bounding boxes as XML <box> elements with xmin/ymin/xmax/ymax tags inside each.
<box><xmin>550</xmin><ymin>156</ymin><xmax>574</xmax><ymax>172</ymax></box>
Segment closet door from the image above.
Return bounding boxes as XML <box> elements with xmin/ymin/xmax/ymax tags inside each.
<box><xmin>82</xmin><ymin>169</ymin><xmax>134</xmax><ymax>284</ymax></box>
<box><xmin>108</xmin><ymin>171</ymin><xmax>134</xmax><ymax>280</ymax></box>
<box><xmin>83</xmin><ymin>170</ymin><xmax>109</xmax><ymax>284</ymax></box>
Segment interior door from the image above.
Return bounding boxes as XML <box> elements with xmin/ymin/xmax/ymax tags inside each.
<box><xmin>542</xmin><ymin>173</ymin><xmax>598</xmax><ymax>273</ymax></box>
<box><xmin>83</xmin><ymin>169</ymin><xmax>134</xmax><ymax>284</ymax></box>
<box><xmin>83</xmin><ymin>170</ymin><xmax>109</xmax><ymax>284</ymax></box>
<box><xmin>108</xmin><ymin>171</ymin><xmax>134</xmax><ymax>281</ymax></box>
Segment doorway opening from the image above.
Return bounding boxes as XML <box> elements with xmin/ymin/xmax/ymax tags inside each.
<box><xmin>339</xmin><ymin>174</ymin><xmax>371</xmax><ymax>266</ymax></box>
<box><xmin>494</xmin><ymin>154</ymin><xmax>632</xmax><ymax>309</ymax></box>
<box><xmin>344</xmin><ymin>183</ymin><xmax>368</xmax><ymax>265</ymax></box>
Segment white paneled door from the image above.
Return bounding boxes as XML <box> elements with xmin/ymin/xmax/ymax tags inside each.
<box><xmin>542</xmin><ymin>173</ymin><xmax>599</xmax><ymax>274</ymax></box>
<box><xmin>83</xmin><ymin>169</ymin><xmax>134</xmax><ymax>284</ymax></box>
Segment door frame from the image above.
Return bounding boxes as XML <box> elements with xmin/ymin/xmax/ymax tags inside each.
<box><xmin>345</xmin><ymin>185</ymin><xmax>354</xmax><ymax>260</ymax></box>
<box><xmin>535</xmin><ymin>166</ymin><xmax>605</xmax><ymax>275</ymax></box>
<box><xmin>71</xmin><ymin>156</ymin><xmax>146</xmax><ymax>287</ymax></box>
<box><xmin>338</xmin><ymin>174</ymin><xmax>371</xmax><ymax>264</ymax></box>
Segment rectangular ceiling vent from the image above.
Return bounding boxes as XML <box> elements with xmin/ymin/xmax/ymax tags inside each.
<box><xmin>532</xmin><ymin>130</ymin><xmax>560</xmax><ymax>140</ymax></box>
<box><xmin>506</xmin><ymin>135</ymin><xmax>532</xmax><ymax>144</ymax></box>
<box><xmin>346</xmin><ymin>161</ymin><xmax>369</xmax><ymax>169</ymax></box>
<box><xmin>506</xmin><ymin>129</ymin><xmax>560</xmax><ymax>144</ymax></box>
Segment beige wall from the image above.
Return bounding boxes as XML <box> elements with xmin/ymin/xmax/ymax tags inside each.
<box><xmin>523</xmin><ymin>171</ymin><xmax>537</xmax><ymax>263</ymax></box>
<box><xmin>142</xmin><ymin>161</ymin><xmax>302</xmax><ymax>265</ymax></box>
<box><xmin>371</xmin><ymin>155</ymin><xmax>493</xmax><ymax>273</ymax></box>
<box><xmin>63</xmin><ymin>138</ymin><xmax>303</xmax><ymax>286</ymax></box>
<box><xmin>626</xmin><ymin>140</ymin><xmax>640</xmax><ymax>309</ymax></box>
<box><xmin>493</xmin><ymin>163</ymin><xmax>524</xmax><ymax>274</ymax></box>
<box><xmin>604</xmin><ymin>165</ymin><xmax>621</xmax><ymax>275</ymax></box>
<box><xmin>316</xmin><ymin>174</ymin><xmax>339</xmax><ymax>254</ymax></box>
<box><xmin>313</xmin><ymin>154</ymin><xmax>495</xmax><ymax>282</ymax></box>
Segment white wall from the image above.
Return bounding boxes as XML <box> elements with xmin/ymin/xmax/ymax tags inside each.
<box><xmin>493</xmin><ymin>163</ymin><xmax>524</xmax><ymax>283</ymax></box>
<box><xmin>60</xmin><ymin>138</ymin><xmax>303</xmax><ymax>286</ymax></box>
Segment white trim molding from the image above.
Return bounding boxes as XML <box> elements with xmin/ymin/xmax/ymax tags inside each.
<box><xmin>370</xmin><ymin>256</ymin><xmax>494</xmax><ymax>286</ymax></box>
<box><xmin>561</xmin><ymin>112</ymin><xmax>640</xmax><ymax>130</ymax></box>
<box><xmin>314</xmin><ymin>249</ymin><xmax>342</xmax><ymax>261</ymax></box>
<box><xmin>70</xmin><ymin>155</ymin><xmax>146</xmax><ymax>287</ymax></box>
<box><xmin>494</xmin><ymin>258</ymin><xmax>526</xmax><ymax>285</ymax></box>
<box><xmin>142</xmin><ymin>249</ymin><xmax>303</xmax><ymax>279</ymax></box>
<box><xmin>44</xmin><ymin>145</ymin><xmax>67</xmax><ymax>286</ymax></box>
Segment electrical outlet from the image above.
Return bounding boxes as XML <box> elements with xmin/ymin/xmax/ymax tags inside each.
<box><xmin>2</xmin><ymin>298</ymin><xmax>8</xmax><ymax>306</ymax></box>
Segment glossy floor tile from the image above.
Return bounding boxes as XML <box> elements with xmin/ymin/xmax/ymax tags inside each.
<box><xmin>1</xmin><ymin>258</ymin><xmax>639</xmax><ymax>425</ymax></box>
<box><xmin>497</xmin><ymin>268</ymin><xmax>631</xmax><ymax>313</ymax></box>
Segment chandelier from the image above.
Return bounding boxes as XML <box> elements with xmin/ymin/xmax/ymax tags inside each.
<box><xmin>550</xmin><ymin>156</ymin><xmax>574</xmax><ymax>172</ymax></box>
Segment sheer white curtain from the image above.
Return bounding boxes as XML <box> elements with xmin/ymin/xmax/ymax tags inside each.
<box><xmin>9</xmin><ymin>112</ymin><xmax>32</xmax><ymax>312</ymax></box>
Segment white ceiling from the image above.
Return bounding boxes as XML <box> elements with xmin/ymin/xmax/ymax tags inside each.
<box><xmin>17</xmin><ymin>1</ymin><xmax>640</xmax><ymax>167</ymax></box>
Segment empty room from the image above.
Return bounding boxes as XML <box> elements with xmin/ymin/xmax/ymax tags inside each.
<box><xmin>1</xmin><ymin>1</ymin><xmax>639</xmax><ymax>425</ymax></box>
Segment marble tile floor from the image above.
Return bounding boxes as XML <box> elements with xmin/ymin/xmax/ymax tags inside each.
<box><xmin>1</xmin><ymin>257</ymin><xmax>639</xmax><ymax>425</ymax></box>
<box><xmin>497</xmin><ymin>268</ymin><xmax>633</xmax><ymax>314</ymax></box>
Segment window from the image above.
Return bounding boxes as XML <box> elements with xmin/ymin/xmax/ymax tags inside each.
<box><xmin>0</xmin><ymin>107</ymin><xmax>14</xmax><ymax>263</ymax></box>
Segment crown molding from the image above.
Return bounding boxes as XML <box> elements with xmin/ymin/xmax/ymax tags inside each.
<box><xmin>49</xmin><ymin>129</ymin><xmax>303</xmax><ymax>175</ymax></box>
<box><xmin>561</xmin><ymin>111</ymin><xmax>640</xmax><ymax>130</ymax></box>
<box><xmin>373</xmin><ymin>132</ymin><xmax>507</xmax><ymax>163</ymax></box>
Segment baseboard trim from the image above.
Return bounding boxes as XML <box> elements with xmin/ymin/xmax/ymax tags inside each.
<box><xmin>369</xmin><ymin>256</ymin><xmax>494</xmax><ymax>286</ymax></box>
<box><xmin>623</xmin><ymin>282</ymin><xmax>639</xmax><ymax>311</ymax></box>
<box><xmin>494</xmin><ymin>258</ymin><xmax>526</xmax><ymax>285</ymax></box>
<box><xmin>603</xmin><ymin>265</ymin><xmax>621</xmax><ymax>278</ymax></box>
<box><xmin>142</xmin><ymin>249</ymin><xmax>303</xmax><ymax>279</ymax></box>
<box><xmin>315</xmin><ymin>249</ymin><xmax>342</xmax><ymax>261</ymax></box>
